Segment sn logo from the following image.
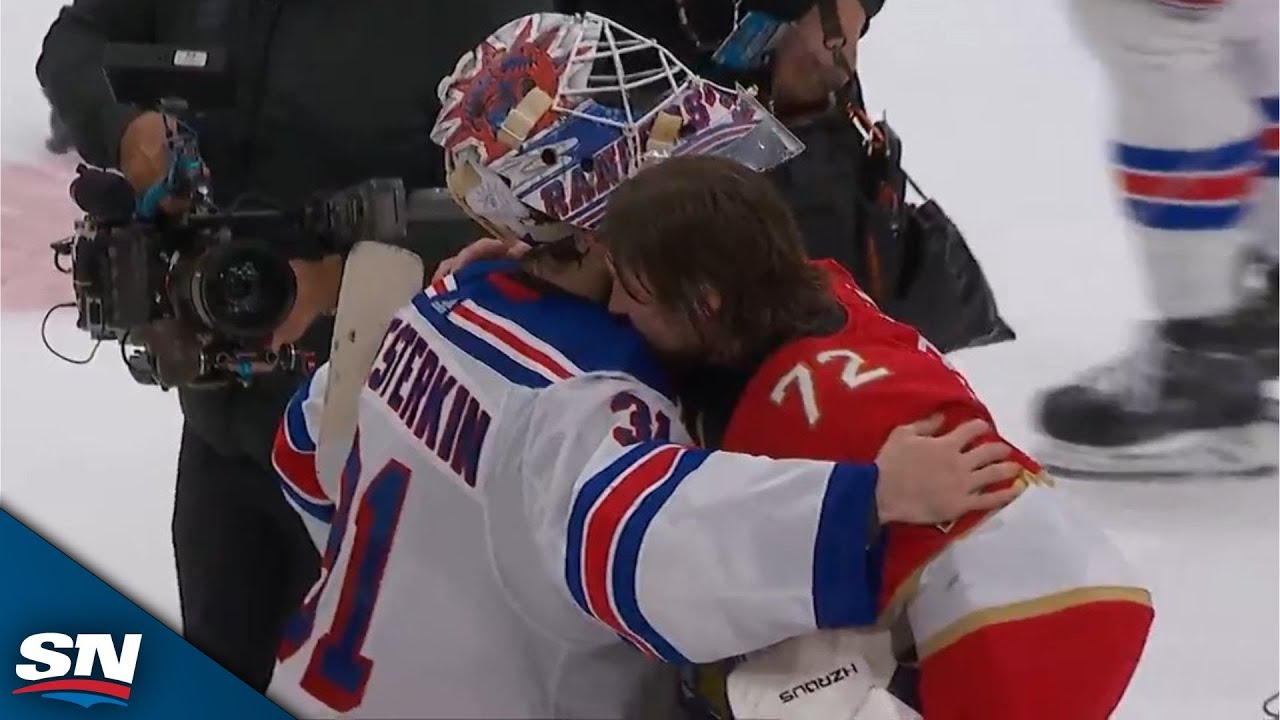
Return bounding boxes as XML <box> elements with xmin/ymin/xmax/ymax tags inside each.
<box><xmin>12</xmin><ymin>633</ymin><xmax>142</xmax><ymax>709</ymax></box>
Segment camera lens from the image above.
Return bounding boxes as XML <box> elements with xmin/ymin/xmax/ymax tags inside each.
<box><xmin>188</xmin><ymin>241</ymin><xmax>296</xmax><ymax>339</ymax></box>
<box><xmin>219</xmin><ymin>260</ymin><xmax>266</xmax><ymax>312</ymax></box>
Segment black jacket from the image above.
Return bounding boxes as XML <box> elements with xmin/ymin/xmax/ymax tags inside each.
<box><xmin>37</xmin><ymin>0</ymin><xmax>547</xmax><ymax>205</ymax></box>
<box><xmin>37</xmin><ymin>0</ymin><xmax>545</xmax><ymax>465</ymax></box>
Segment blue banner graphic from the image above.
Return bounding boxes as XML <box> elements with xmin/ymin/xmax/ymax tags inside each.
<box><xmin>0</xmin><ymin>509</ymin><xmax>294</xmax><ymax>719</ymax></box>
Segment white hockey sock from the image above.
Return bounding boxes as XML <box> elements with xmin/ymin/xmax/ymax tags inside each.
<box><xmin>1074</xmin><ymin>0</ymin><xmax>1273</xmax><ymax>319</ymax></box>
<box><xmin>1101</xmin><ymin>9</ymin><xmax>1261</xmax><ymax>317</ymax></box>
<box><xmin>1113</xmin><ymin>136</ymin><xmax>1258</xmax><ymax>319</ymax></box>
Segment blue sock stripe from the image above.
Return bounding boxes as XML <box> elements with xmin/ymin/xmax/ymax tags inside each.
<box><xmin>1114</xmin><ymin>138</ymin><xmax>1259</xmax><ymax>173</ymax></box>
<box><xmin>1125</xmin><ymin>199</ymin><xmax>1248</xmax><ymax>231</ymax></box>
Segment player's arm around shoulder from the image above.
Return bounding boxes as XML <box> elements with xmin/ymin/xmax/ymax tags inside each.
<box><xmin>521</xmin><ymin>368</ymin><xmax>1024</xmax><ymax>665</ymax></box>
<box><xmin>727</xmin><ymin>338</ymin><xmax>1023</xmax><ymax>528</ymax></box>
<box><xmin>736</xmin><ymin>337</ymin><xmax>1064</xmax><ymax>595</ymax></box>
<box><xmin>520</xmin><ymin>371</ymin><xmax>889</xmax><ymax>663</ymax></box>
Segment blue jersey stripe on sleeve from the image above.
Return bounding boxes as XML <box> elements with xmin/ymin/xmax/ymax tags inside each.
<box><xmin>812</xmin><ymin>462</ymin><xmax>883</xmax><ymax>628</ymax></box>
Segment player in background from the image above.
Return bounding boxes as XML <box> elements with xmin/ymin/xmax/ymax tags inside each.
<box><xmin>1035</xmin><ymin>0</ymin><xmax>1278</xmax><ymax>476</ymax></box>
<box><xmin>266</xmin><ymin>13</ymin><xmax>1021</xmax><ymax>718</ymax></box>
<box><xmin>598</xmin><ymin>156</ymin><xmax>1154</xmax><ymax>719</ymax></box>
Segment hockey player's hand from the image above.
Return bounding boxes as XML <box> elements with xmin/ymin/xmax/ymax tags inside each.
<box><xmin>432</xmin><ymin>237</ymin><xmax>531</xmax><ymax>282</ymax></box>
<box><xmin>270</xmin><ymin>254</ymin><xmax>345</xmax><ymax>349</ymax></box>
<box><xmin>873</xmin><ymin>415</ymin><xmax>1023</xmax><ymax>525</ymax></box>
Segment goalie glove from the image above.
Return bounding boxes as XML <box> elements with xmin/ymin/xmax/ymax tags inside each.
<box><xmin>683</xmin><ymin>629</ymin><xmax>920</xmax><ymax>720</ymax></box>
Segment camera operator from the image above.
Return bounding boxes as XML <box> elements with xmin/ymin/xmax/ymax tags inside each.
<box><xmin>556</xmin><ymin>0</ymin><xmax>882</xmax><ymax>276</ymax></box>
<box><xmin>553</xmin><ymin>1</ymin><xmax>1015</xmax><ymax>354</ymax></box>
<box><xmin>37</xmin><ymin>0</ymin><xmax>546</xmax><ymax>692</ymax></box>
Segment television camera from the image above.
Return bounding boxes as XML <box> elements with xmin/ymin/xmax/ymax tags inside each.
<box><xmin>44</xmin><ymin>43</ymin><xmax>408</xmax><ymax>388</ymax></box>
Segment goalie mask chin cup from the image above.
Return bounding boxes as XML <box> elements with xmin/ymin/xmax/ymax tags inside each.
<box><xmin>430</xmin><ymin>11</ymin><xmax>805</xmax><ymax>245</ymax></box>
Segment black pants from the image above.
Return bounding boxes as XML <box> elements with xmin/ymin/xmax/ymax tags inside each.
<box><xmin>172</xmin><ymin>423</ymin><xmax>320</xmax><ymax>692</ymax></box>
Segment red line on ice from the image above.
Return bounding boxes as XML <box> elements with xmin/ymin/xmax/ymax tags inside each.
<box><xmin>1</xmin><ymin>157</ymin><xmax>80</xmax><ymax>311</ymax></box>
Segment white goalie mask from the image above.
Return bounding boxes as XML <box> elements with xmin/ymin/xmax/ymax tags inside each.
<box><xmin>429</xmin><ymin>11</ymin><xmax>805</xmax><ymax>244</ymax></box>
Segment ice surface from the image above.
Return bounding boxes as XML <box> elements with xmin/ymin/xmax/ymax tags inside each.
<box><xmin>1</xmin><ymin>0</ymin><xmax>1276</xmax><ymax>717</ymax></box>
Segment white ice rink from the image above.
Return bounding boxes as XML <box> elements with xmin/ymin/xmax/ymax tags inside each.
<box><xmin>1</xmin><ymin>0</ymin><xmax>1277</xmax><ymax>717</ymax></box>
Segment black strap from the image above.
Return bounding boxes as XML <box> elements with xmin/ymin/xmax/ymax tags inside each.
<box><xmin>846</xmin><ymin>71</ymin><xmax>866</xmax><ymax>111</ymax></box>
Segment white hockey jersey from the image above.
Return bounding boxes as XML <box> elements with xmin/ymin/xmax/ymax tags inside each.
<box><xmin>267</xmin><ymin>260</ymin><xmax>885</xmax><ymax>719</ymax></box>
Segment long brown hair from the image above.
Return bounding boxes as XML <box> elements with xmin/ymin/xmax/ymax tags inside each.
<box><xmin>601</xmin><ymin>155</ymin><xmax>836</xmax><ymax>362</ymax></box>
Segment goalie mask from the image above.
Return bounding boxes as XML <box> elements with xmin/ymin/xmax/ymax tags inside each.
<box><xmin>430</xmin><ymin>11</ymin><xmax>804</xmax><ymax>244</ymax></box>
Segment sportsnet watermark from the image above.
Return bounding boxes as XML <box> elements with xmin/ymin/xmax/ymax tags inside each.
<box><xmin>12</xmin><ymin>633</ymin><xmax>142</xmax><ymax>708</ymax></box>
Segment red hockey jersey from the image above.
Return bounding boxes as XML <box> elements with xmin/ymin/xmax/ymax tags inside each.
<box><xmin>717</xmin><ymin>261</ymin><xmax>1153</xmax><ymax>720</ymax></box>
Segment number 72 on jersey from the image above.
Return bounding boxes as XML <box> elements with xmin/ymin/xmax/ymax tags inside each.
<box><xmin>769</xmin><ymin>348</ymin><xmax>891</xmax><ymax>426</ymax></box>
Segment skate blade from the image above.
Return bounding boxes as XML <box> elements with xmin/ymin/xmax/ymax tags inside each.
<box><xmin>1034</xmin><ymin>420</ymin><xmax>1278</xmax><ymax>479</ymax></box>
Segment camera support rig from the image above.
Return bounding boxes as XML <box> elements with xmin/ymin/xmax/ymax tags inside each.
<box><xmin>48</xmin><ymin>172</ymin><xmax>408</xmax><ymax>389</ymax></box>
<box><xmin>43</xmin><ymin>42</ymin><xmax>422</xmax><ymax>389</ymax></box>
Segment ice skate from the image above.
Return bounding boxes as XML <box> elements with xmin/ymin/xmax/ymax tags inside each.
<box><xmin>1034</xmin><ymin>318</ymin><xmax>1278</xmax><ymax>478</ymax></box>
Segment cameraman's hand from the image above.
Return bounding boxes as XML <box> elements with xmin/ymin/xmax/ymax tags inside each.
<box><xmin>874</xmin><ymin>415</ymin><xmax>1023</xmax><ymax>525</ymax></box>
<box><xmin>432</xmin><ymin>237</ymin><xmax>531</xmax><ymax>282</ymax></box>
<box><xmin>271</xmin><ymin>255</ymin><xmax>345</xmax><ymax>349</ymax></box>
<box><xmin>119</xmin><ymin>111</ymin><xmax>186</xmax><ymax>214</ymax></box>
